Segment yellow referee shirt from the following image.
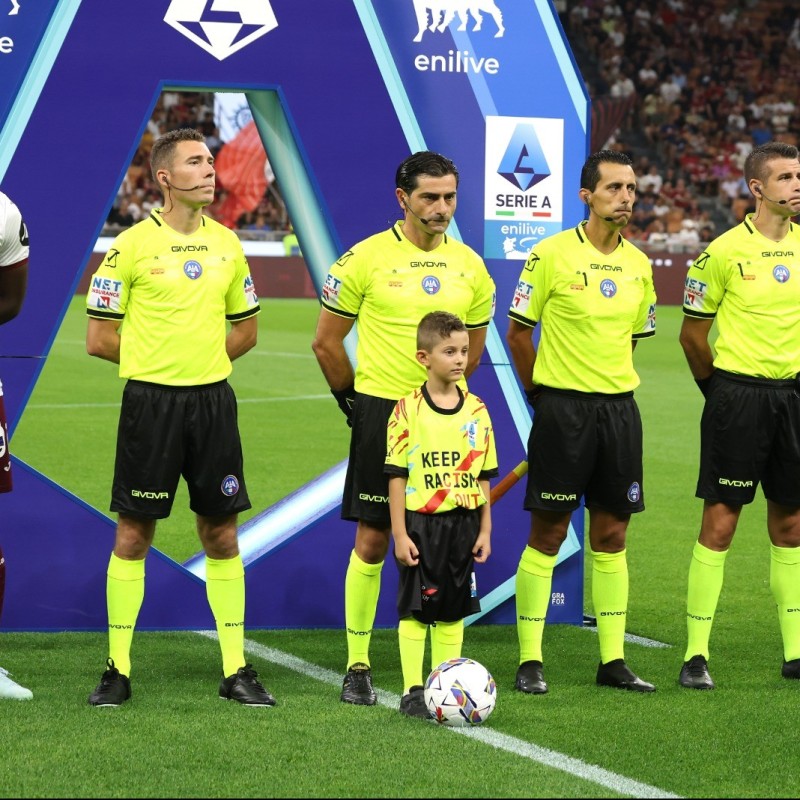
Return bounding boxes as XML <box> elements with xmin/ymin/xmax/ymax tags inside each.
<box><xmin>508</xmin><ymin>223</ymin><xmax>656</xmax><ymax>393</ymax></box>
<box><xmin>683</xmin><ymin>214</ymin><xmax>800</xmax><ymax>379</ymax></box>
<box><xmin>86</xmin><ymin>210</ymin><xmax>260</xmax><ymax>385</ymax></box>
<box><xmin>321</xmin><ymin>223</ymin><xmax>496</xmax><ymax>399</ymax></box>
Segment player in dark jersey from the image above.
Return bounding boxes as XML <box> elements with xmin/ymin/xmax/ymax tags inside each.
<box><xmin>312</xmin><ymin>151</ymin><xmax>495</xmax><ymax>704</ymax></box>
<box><xmin>385</xmin><ymin>311</ymin><xmax>498</xmax><ymax>717</ymax></box>
<box><xmin>0</xmin><ymin>190</ymin><xmax>31</xmax><ymax>700</ymax></box>
<box><xmin>85</xmin><ymin>129</ymin><xmax>273</xmax><ymax>707</ymax></box>
<box><xmin>506</xmin><ymin>150</ymin><xmax>657</xmax><ymax>695</ymax></box>
<box><xmin>679</xmin><ymin>141</ymin><xmax>800</xmax><ymax>690</ymax></box>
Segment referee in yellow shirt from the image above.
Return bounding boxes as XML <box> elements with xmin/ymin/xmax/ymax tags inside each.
<box><xmin>85</xmin><ymin>128</ymin><xmax>273</xmax><ymax>707</ymax></box>
<box><xmin>506</xmin><ymin>150</ymin><xmax>657</xmax><ymax>695</ymax></box>
<box><xmin>312</xmin><ymin>151</ymin><xmax>496</xmax><ymax>704</ymax></box>
<box><xmin>679</xmin><ymin>141</ymin><xmax>800</xmax><ymax>690</ymax></box>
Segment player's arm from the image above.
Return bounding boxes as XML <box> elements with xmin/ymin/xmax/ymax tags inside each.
<box><xmin>473</xmin><ymin>478</ymin><xmax>492</xmax><ymax>564</ymax></box>
<box><xmin>312</xmin><ymin>307</ymin><xmax>357</xmax><ymax>423</ymax></box>
<box><xmin>388</xmin><ymin>475</ymin><xmax>418</xmax><ymax>567</ymax></box>
<box><xmin>465</xmin><ymin>327</ymin><xmax>487</xmax><ymax>378</ymax></box>
<box><xmin>226</xmin><ymin>315</ymin><xmax>258</xmax><ymax>361</ymax></box>
<box><xmin>86</xmin><ymin>318</ymin><xmax>121</xmax><ymax>364</ymax></box>
<box><xmin>679</xmin><ymin>316</ymin><xmax>715</xmax><ymax>379</ymax></box>
<box><xmin>311</xmin><ymin>307</ymin><xmax>355</xmax><ymax>389</ymax></box>
<box><xmin>0</xmin><ymin>262</ymin><xmax>27</xmax><ymax>325</ymax></box>
<box><xmin>506</xmin><ymin>317</ymin><xmax>538</xmax><ymax>396</ymax></box>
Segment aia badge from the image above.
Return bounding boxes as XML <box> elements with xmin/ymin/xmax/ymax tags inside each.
<box><xmin>422</xmin><ymin>276</ymin><xmax>441</xmax><ymax>295</ymax></box>
<box><xmin>599</xmin><ymin>279</ymin><xmax>617</xmax><ymax>298</ymax></box>
<box><xmin>221</xmin><ymin>475</ymin><xmax>240</xmax><ymax>496</ymax></box>
<box><xmin>773</xmin><ymin>265</ymin><xmax>790</xmax><ymax>283</ymax></box>
<box><xmin>184</xmin><ymin>260</ymin><xmax>203</xmax><ymax>280</ymax></box>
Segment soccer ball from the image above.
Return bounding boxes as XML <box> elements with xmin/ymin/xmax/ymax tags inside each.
<box><xmin>424</xmin><ymin>657</ymin><xmax>496</xmax><ymax>727</ymax></box>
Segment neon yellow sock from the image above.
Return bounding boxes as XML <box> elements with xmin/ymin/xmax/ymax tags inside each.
<box><xmin>591</xmin><ymin>549</ymin><xmax>628</xmax><ymax>664</ymax></box>
<box><xmin>516</xmin><ymin>546</ymin><xmax>556</xmax><ymax>664</ymax></box>
<box><xmin>205</xmin><ymin>555</ymin><xmax>245</xmax><ymax>678</ymax></box>
<box><xmin>685</xmin><ymin>541</ymin><xmax>727</xmax><ymax>661</ymax></box>
<box><xmin>106</xmin><ymin>553</ymin><xmax>145</xmax><ymax>677</ymax></box>
<box><xmin>430</xmin><ymin>619</ymin><xmax>464</xmax><ymax>671</ymax></box>
<box><xmin>344</xmin><ymin>550</ymin><xmax>383</xmax><ymax>669</ymax></box>
<box><xmin>770</xmin><ymin>544</ymin><xmax>800</xmax><ymax>662</ymax></box>
<box><xmin>398</xmin><ymin>617</ymin><xmax>428</xmax><ymax>693</ymax></box>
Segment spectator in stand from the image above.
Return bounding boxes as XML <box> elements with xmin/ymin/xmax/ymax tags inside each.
<box><xmin>631</xmin><ymin>191</ymin><xmax>657</xmax><ymax>232</ymax></box>
<box><xmin>749</xmin><ymin>117</ymin><xmax>773</xmax><ymax>147</ymax></box>
<box><xmin>644</xmin><ymin>218</ymin><xmax>669</xmax><ymax>247</ymax></box>
<box><xmin>638</xmin><ymin>164</ymin><xmax>663</xmax><ymax>196</ymax></box>
<box><xmin>245</xmin><ymin>212</ymin><xmax>272</xmax><ymax>233</ymax></box>
<box><xmin>106</xmin><ymin>198</ymin><xmax>136</xmax><ymax>229</ymax></box>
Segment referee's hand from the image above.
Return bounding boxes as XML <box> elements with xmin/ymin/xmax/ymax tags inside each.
<box><xmin>524</xmin><ymin>385</ymin><xmax>541</xmax><ymax>409</ymax></box>
<box><xmin>331</xmin><ymin>385</ymin><xmax>355</xmax><ymax>427</ymax></box>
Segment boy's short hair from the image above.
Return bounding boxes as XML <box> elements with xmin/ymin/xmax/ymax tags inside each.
<box><xmin>417</xmin><ymin>310</ymin><xmax>467</xmax><ymax>351</ymax></box>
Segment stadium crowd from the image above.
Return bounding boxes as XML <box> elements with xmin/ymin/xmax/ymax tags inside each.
<box><xmin>564</xmin><ymin>0</ymin><xmax>800</xmax><ymax>250</ymax></box>
<box><xmin>104</xmin><ymin>0</ymin><xmax>800</xmax><ymax>254</ymax></box>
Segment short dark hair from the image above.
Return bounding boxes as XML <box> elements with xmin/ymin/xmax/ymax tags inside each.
<box><xmin>150</xmin><ymin>128</ymin><xmax>206</xmax><ymax>182</ymax></box>
<box><xmin>744</xmin><ymin>141</ymin><xmax>799</xmax><ymax>184</ymax></box>
<box><xmin>580</xmin><ymin>150</ymin><xmax>633</xmax><ymax>192</ymax></box>
<box><xmin>396</xmin><ymin>151</ymin><xmax>459</xmax><ymax>194</ymax></box>
<box><xmin>417</xmin><ymin>310</ymin><xmax>467</xmax><ymax>351</ymax></box>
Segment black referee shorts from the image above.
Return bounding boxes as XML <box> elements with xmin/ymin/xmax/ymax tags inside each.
<box><xmin>395</xmin><ymin>507</ymin><xmax>481</xmax><ymax>624</ymax></box>
<box><xmin>341</xmin><ymin>393</ymin><xmax>397</xmax><ymax>527</ymax></box>
<box><xmin>697</xmin><ymin>369</ymin><xmax>800</xmax><ymax>505</ymax></box>
<box><xmin>524</xmin><ymin>387</ymin><xmax>645</xmax><ymax>515</ymax></box>
<box><xmin>111</xmin><ymin>379</ymin><xmax>251</xmax><ymax>519</ymax></box>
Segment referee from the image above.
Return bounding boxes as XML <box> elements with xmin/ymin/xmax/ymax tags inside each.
<box><xmin>312</xmin><ymin>151</ymin><xmax>496</xmax><ymax>705</ymax></box>
<box><xmin>85</xmin><ymin>128</ymin><xmax>273</xmax><ymax>707</ymax></box>
<box><xmin>679</xmin><ymin>141</ymin><xmax>800</xmax><ymax>690</ymax></box>
<box><xmin>506</xmin><ymin>150</ymin><xmax>657</xmax><ymax>695</ymax></box>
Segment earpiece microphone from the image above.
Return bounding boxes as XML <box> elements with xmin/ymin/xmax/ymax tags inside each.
<box><xmin>163</xmin><ymin>177</ymin><xmax>203</xmax><ymax>192</ymax></box>
<box><xmin>587</xmin><ymin>197</ymin><xmax>616</xmax><ymax>222</ymax></box>
<box><xmin>757</xmin><ymin>186</ymin><xmax>787</xmax><ymax>205</ymax></box>
<box><xmin>402</xmin><ymin>197</ymin><xmax>430</xmax><ymax>225</ymax></box>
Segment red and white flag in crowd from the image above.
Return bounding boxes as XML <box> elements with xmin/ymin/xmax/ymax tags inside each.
<box><xmin>211</xmin><ymin>93</ymin><xmax>274</xmax><ymax>228</ymax></box>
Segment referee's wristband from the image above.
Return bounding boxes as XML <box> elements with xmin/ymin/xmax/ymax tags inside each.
<box><xmin>331</xmin><ymin>385</ymin><xmax>356</xmax><ymax>427</ymax></box>
<box><xmin>695</xmin><ymin>373</ymin><xmax>714</xmax><ymax>398</ymax></box>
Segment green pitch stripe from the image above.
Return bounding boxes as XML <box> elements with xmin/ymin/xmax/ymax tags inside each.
<box><xmin>195</xmin><ymin>630</ymin><xmax>680</xmax><ymax>799</ymax></box>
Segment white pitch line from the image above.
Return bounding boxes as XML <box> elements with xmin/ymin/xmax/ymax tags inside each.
<box><xmin>580</xmin><ymin>623</ymin><xmax>672</xmax><ymax>650</ymax></box>
<box><xmin>195</xmin><ymin>630</ymin><xmax>680</xmax><ymax>799</ymax></box>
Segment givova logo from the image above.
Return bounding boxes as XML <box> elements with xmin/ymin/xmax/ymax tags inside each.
<box><xmin>484</xmin><ymin>116</ymin><xmax>564</xmax><ymax>261</ymax></box>
<box><xmin>412</xmin><ymin>0</ymin><xmax>505</xmax><ymax>42</ymax></box>
<box><xmin>164</xmin><ymin>0</ymin><xmax>278</xmax><ymax>62</ymax></box>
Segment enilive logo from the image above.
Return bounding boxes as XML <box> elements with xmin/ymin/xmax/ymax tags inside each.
<box><xmin>164</xmin><ymin>0</ymin><xmax>277</xmax><ymax>62</ymax></box>
<box><xmin>412</xmin><ymin>0</ymin><xmax>505</xmax><ymax>42</ymax></box>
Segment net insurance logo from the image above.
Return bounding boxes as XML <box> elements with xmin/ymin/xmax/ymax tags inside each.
<box><xmin>484</xmin><ymin>116</ymin><xmax>564</xmax><ymax>260</ymax></box>
<box><xmin>164</xmin><ymin>0</ymin><xmax>277</xmax><ymax>61</ymax></box>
